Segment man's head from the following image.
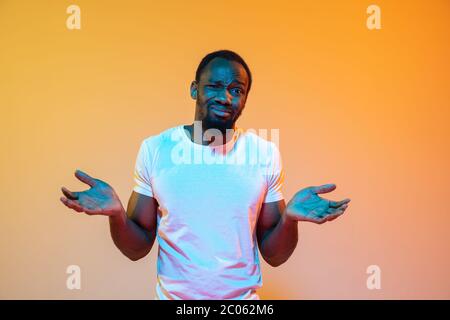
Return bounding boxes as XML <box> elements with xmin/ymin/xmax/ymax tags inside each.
<box><xmin>190</xmin><ymin>50</ymin><xmax>252</xmax><ymax>131</ymax></box>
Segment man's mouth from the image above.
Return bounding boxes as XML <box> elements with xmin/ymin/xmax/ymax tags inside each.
<box><xmin>210</xmin><ymin>105</ymin><xmax>232</xmax><ymax>118</ymax></box>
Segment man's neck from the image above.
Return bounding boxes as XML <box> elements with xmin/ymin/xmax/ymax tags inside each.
<box><xmin>184</xmin><ymin>121</ymin><xmax>236</xmax><ymax>146</ymax></box>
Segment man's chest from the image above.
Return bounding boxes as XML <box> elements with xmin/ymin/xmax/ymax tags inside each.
<box><xmin>151</xmin><ymin>163</ymin><xmax>267</xmax><ymax>215</ymax></box>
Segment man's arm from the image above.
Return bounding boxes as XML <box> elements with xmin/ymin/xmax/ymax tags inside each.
<box><xmin>109</xmin><ymin>191</ymin><xmax>158</xmax><ymax>261</ymax></box>
<box><xmin>257</xmin><ymin>184</ymin><xmax>351</xmax><ymax>267</ymax></box>
<box><xmin>60</xmin><ymin>170</ymin><xmax>158</xmax><ymax>261</ymax></box>
<box><xmin>257</xmin><ymin>200</ymin><xmax>299</xmax><ymax>267</ymax></box>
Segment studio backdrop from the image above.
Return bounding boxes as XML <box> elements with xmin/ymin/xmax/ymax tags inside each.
<box><xmin>1</xmin><ymin>0</ymin><xmax>449</xmax><ymax>299</ymax></box>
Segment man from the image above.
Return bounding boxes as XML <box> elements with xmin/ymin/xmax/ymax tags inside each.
<box><xmin>60</xmin><ymin>50</ymin><xmax>351</xmax><ymax>300</ymax></box>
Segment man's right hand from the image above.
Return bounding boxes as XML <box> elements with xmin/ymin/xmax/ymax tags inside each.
<box><xmin>60</xmin><ymin>169</ymin><xmax>124</xmax><ymax>217</ymax></box>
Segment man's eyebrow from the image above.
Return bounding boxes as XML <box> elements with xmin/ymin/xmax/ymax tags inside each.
<box><xmin>234</xmin><ymin>80</ymin><xmax>246</xmax><ymax>86</ymax></box>
<box><xmin>207</xmin><ymin>79</ymin><xmax>246</xmax><ymax>86</ymax></box>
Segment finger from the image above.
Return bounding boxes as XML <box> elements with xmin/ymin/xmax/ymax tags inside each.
<box><xmin>312</xmin><ymin>184</ymin><xmax>336</xmax><ymax>194</ymax></box>
<box><xmin>328</xmin><ymin>205</ymin><xmax>346</xmax><ymax>215</ymax></box>
<box><xmin>60</xmin><ymin>197</ymin><xmax>84</xmax><ymax>212</ymax></box>
<box><xmin>74</xmin><ymin>169</ymin><xmax>97</xmax><ymax>187</ymax></box>
<box><xmin>61</xmin><ymin>186</ymin><xmax>78</xmax><ymax>200</ymax></box>
<box><xmin>314</xmin><ymin>218</ymin><xmax>327</xmax><ymax>224</ymax></box>
<box><xmin>84</xmin><ymin>207</ymin><xmax>103</xmax><ymax>215</ymax></box>
<box><xmin>328</xmin><ymin>198</ymin><xmax>351</xmax><ymax>208</ymax></box>
<box><xmin>327</xmin><ymin>205</ymin><xmax>348</xmax><ymax>220</ymax></box>
<box><xmin>326</xmin><ymin>212</ymin><xmax>344</xmax><ymax>222</ymax></box>
<box><xmin>60</xmin><ymin>196</ymin><xmax>73</xmax><ymax>208</ymax></box>
<box><xmin>313</xmin><ymin>208</ymin><xmax>346</xmax><ymax>224</ymax></box>
<box><xmin>327</xmin><ymin>205</ymin><xmax>347</xmax><ymax>215</ymax></box>
<box><xmin>302</xmin><ymin>217</ymin><xmax>326</xmax><ymax>224</ymax></box>
<box><xmin>60</xmin><ymin>197</ymin><xmax>102</xmax><ymax>215</ymax></box>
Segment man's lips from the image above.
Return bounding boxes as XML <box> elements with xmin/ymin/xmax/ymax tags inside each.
<box><xmin>210</xmin><ymin>105</ymin><xmax>232</xmax><ymax>117</ymax></box>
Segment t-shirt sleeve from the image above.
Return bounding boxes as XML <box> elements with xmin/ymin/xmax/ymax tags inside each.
<box><xmin>133</xmin><ymin>139</ymin><xmax>154</xmax><ymax>197</ymax></box>
<box><xmin>263</xmin><ymin>142</ymin><xmax>285</xmax><ymax>203</ymax></box>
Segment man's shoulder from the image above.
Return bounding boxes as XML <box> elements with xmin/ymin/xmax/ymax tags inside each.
<box><xmin>141</xmin><ymin>125</ymin><xmax>182</xmax><ymax>143</ymax></box>
<box><xmin>139</xmin><ymin>125</ymin><xmax>183</xmax><ymax>151</ymax></box>
<box><xmin>239</xmin><ymin>128</ymin><xmax>278</xmax><ymax>151</ymax></box>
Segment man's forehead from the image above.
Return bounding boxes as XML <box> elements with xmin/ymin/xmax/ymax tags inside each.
<box><xmin>201</xmin><ymin>58</ymin><xmax>248</xmax><ymax>83</ymax></box>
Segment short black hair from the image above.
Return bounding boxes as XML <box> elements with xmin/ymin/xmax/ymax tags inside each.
<box><xmin>195</xmin><ymin>50</ymin><xmax>252</xmax><ymax>93</ymax></box>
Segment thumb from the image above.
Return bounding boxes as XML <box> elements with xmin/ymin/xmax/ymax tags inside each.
<box><xmin>74</xmin><ymin>169</ymin><xmax>97</xmax><ymax>187</ymax></box>
<box><xmin>312</xmin><ymin>183</ymin><xmax>336</xmax><ymax>194</ymax></box>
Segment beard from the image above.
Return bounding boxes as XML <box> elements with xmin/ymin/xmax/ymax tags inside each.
<box><xmin>200</xmin><ymin>104</ymin><xmax>243</xmax><ymax>132</ymax></box>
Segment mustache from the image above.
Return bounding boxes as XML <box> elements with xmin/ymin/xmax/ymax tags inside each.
<box><xmin>208</xmin><ymin>103</ymin><xmax>233</xmax><ymax>111</ymax></box>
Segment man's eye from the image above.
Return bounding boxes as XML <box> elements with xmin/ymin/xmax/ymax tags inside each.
<box><xmin>231</xmin><ymin>88</ymin><xmax>243</xmax><ymax>95</ymax></box>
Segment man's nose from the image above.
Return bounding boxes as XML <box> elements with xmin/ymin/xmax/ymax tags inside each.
<box><xmin>215</xmin><ymin>88</ymin><xmax>232</xmax><ymax>105</ymax></box>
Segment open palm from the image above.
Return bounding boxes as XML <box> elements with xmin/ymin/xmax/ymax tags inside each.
<box><xmin>60</xmin><ymin>170</ymin><xmax>123</xmax><ymax>216</ymax></box>
<box><xmin>286</xmin><ymin>184</ymin><xmax>350</xmax><ymax>224</ymax></box>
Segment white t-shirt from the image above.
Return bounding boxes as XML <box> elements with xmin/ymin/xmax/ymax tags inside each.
<box><xmin>133</xmin><ymin>125</ymin><xmax>284</xmax><ymax>300</ymax></box>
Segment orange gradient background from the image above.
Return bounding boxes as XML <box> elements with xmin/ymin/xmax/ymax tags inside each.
<box><xmin>1</xmin><ymin>0</ymin><xmax>449</xmax><ymax>299</ymax></box>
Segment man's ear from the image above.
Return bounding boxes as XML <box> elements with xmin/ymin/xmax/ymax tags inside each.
<box><xmin>190</xmin><ymin>81</ymin><xmax>198</xmax><ymax>100</ymax></box>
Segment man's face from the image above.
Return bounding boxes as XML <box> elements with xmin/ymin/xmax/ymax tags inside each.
<box><xmin>191</xmin><ymin>58</ymin><xmax>249</xmax><ymax>130</ymax></box>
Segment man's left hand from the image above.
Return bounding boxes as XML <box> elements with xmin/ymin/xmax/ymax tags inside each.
<box><xmin>286</xmin><ymin>184</ymin><xmax>350</xmax><ymax>224</ymax></box>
